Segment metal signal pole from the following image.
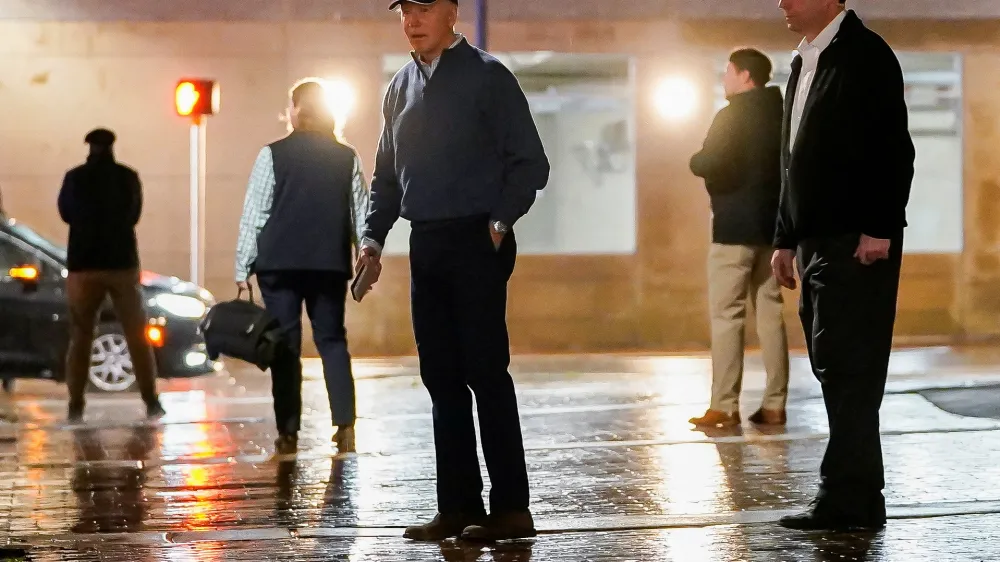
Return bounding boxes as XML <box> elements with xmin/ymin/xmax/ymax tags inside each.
<box><xmin>189</xmin><ymin>115</ymin><xmax>207</xmax><ymax>287</ymax></box>
<box><xmin>474</xmin><ymin>0</ymin><xmax>488</xmax><ymax>50</ymax></box>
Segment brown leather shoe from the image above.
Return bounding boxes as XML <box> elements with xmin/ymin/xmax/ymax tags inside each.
<box><xmin>334</xmin><ymin>425</ymin><xmax>355</xmax><ymax>453</ymax></box>
<box><xmin>688</xmin><ymin>409</ymin><xmax>740</xmax><ymax>428</ymax></box>
<box><xmin>748</xmin><ymin>408</ymin><xmax>787</xmax><ymax>425</ymax></box>
<box><xmin>266</xmin><ymin>434</ymin><xmax>298</xmax><ymax>462</ymax></box>
<box><xmin>0</xmin><ymin>404</ymin><xmax>18</xmax><ymax>423</ymax></box>
<box><xmin>461</xmin><ymin>511</ymin><xmax>537</xmax><ymax>542</ymax></box>
<box><xmin>404</xmin><ymin>512</ymin><xmax>487</xmax><ymax>541</ymax></box>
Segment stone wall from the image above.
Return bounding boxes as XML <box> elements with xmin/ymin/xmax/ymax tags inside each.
<box><xmin>0</xmin><ymin>0</ymin><xmax>998</xmax><ymax>21</ymax></box>
<box><xmin>1</xmin><ymin>18</ymin><xmax>998</xmax><ymax>355</ymax></box>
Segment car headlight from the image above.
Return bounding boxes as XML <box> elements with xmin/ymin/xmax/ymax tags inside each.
<box><xmin>152</xmin><ymin>294</ymin><xmax>207</xmax><ymax>318</ymax></box>
<box><xmin>198</xmin><ymin>288</ymin><xmax>216</xmax><ymax>305</ymax></box>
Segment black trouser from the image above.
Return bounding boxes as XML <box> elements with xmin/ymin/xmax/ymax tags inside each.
<box><xmin>257</xmin><ymin>270</ymin><xmax>356</xmax><ymax>435</ymax></box>
<box><xmin>409</xmin><ymin>216</ymin><xmax>530</xmax><ymax>515</ymax></box>
<box><xmin>797</xmin><ymin>233</ymin><xmax>902</xmax><ymax>523</ymax></box>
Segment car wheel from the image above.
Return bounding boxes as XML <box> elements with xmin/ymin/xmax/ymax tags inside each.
<box><xmin>1</xmin><ymin>379</ymin><xmax>12</xmax><ymax>393</ymax></box>
<box><xmin>88</xmin><ymin>329</ymin><xmax>137</xmax><ymax>393</ymax></box>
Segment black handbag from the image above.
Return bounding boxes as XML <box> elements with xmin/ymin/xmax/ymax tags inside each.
<box><xmin>199</xmin><ymin>286</ymin><xmax>282</xmax><ymax>371</ymax></box>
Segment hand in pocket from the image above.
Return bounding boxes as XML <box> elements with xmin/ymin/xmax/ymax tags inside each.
<box><xmin>489</xmin><ymin>223</ymin><xmax>504</xmax><ymax>250</ymax></box>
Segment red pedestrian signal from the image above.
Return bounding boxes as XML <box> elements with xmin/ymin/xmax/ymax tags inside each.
<box><xmin>175</xmin><ymin>79</ymin><xmax>219</xmax><ymax>118</ymax></box>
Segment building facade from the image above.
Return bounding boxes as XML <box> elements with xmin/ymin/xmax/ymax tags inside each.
<box><xmin>0</xmin><ymin>1</ymin><xmax>998</xmax><ymax>355</ymax></box>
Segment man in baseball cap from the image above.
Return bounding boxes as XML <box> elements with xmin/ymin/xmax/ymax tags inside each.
<box><xmin>358</xmin><ymin>0</ymin><xmax>549</xmax><ymax>546</ymax></box>
<box><xmin>387</xmin><ymin>0</ymin><xmax>461</xmax><ymax>67</ymax></box>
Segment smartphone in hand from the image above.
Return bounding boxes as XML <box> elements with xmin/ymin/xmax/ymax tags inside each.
<box><xmin>351</xmin><ymin>264</ymin><xmax>376</xmax><ymax>302</ymax></box>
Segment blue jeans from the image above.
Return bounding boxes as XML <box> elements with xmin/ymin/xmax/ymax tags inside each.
<box><xmin>256</xmin><ymin>270</ymin><xmax>355</xmax><ymax>435</ymax></box>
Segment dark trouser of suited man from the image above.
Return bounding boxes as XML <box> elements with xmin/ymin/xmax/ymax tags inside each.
<box><xmin>772</xmin><ymin>4</ymin><xmax>915</xmax><ymax>531</ymax></box>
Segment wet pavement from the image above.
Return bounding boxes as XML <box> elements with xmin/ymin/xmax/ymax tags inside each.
<box><xmin>0</xmin><ymin>347</ymin><xmax>998</xmax><ymax>560</ymax></box>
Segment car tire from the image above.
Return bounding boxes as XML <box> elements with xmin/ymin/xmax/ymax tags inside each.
<box><xmin>87</xmin><ymin>325</ymin><xmax>138</xmax><ymax>393</ymax></box>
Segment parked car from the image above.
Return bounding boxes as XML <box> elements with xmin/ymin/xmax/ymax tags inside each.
<box><xmin>0</xmin><ymin>213</ymin><xmax>222</xmax><ymax>392</ymax></box>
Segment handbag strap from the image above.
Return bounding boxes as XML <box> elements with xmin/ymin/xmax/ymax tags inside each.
<box><xmin>237</xmin><ymin>285</ymin><xmax>256</xmax><ymax>304</ymax></box>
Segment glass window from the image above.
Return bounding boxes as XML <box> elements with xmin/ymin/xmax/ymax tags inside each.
<box><xmin>378</xmin><ymin>52</ymin><xmax>638</xmax><ymax>255</ymax></box>
<box><xmin>4</xmin><ymin>216</ymin><xmax>67</xmax><ymax>262</ymax></box>
<box><xmin>0</xmin><ymin>234</ymin><xmax>36</xmax><ymax>270</ymax></box>
<box><xmin>712</xmin><ymin>51</ymin><xmax>963</xmax><ymax>253</ymax></box>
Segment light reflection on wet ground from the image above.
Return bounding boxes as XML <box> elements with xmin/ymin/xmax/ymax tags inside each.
<box><xmin>0</xmin><ymin>348</ymin><xmax>998</xmax><ymax>560</ymax></box>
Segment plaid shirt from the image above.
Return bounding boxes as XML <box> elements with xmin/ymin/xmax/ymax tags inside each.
<box><xmin>234</xmin><ymin>145</ymin><xmax>370</xmax><ymax>282</ymax></box>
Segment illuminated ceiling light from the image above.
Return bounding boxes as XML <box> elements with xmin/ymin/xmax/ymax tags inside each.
<box><xmin>323</xmin><ymin>78</ymin><xmax>356</xmax><ymax>135</ymax></box>
<box><xmin>653</xmin><ymin>76</ymin><xmax>699</xmax><ymax>121</ymax></box>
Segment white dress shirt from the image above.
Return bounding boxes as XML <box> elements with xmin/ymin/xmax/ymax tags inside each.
<box><xmin>789</xmin><ymin>10</ymin><xmax>847</xmax><ymax>149</ymax></box>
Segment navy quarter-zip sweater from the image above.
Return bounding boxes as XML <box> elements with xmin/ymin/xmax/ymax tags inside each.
<box><xmin>362</xmin><ymin>37</ymin><xmax>550</xmax><ymax>249</ymax></box>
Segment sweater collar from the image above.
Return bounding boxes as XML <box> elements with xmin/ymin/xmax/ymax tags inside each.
<box><xmin>410</xmin><ymin>33</ymin><xmax>466</xmax><ymax>70</ymax></box>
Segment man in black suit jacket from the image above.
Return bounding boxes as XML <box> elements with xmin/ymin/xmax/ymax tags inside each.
<box><xmin>771</xmin><ymin>0</ymin><xmax>915</xmax><ymax>531</ymax></box>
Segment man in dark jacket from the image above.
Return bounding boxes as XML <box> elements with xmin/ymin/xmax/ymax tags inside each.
<box><xmin>58</xmin><ymin>128</ymin><xmax>164</xmax><ymax>422</ymax></box>
<box><xmin>689</xmin><ymin>48</ymin><xmax>790</xmax><ymax>430</ymax></box>
<box><xmin>771</xmin><ymin>0</ymin><xmax>915</xmax><ymax>531</ymax></box>
<box><xmin>355</xmin><ymin>0</ymin><xmax>549</xmax><ymax>543</ymax></box>
<box><xmin>235</xmin><ymin>79</ymin><xmax>370</xmax><ymax>457</ymax></box>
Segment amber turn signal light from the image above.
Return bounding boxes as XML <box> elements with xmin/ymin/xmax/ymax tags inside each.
<box><xmin>8</xmin><ymin>266</ymin><xmax>38</xmax><ymax>281</ymax></box>
<box><xmin>145</xmin><ymin>325</ymin><xmax>165</xmax><ymax>347</ymax></box>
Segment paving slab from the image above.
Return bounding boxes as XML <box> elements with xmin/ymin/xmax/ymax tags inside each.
<box><xmin>1</xmin><ymin>347</ymin><xmax>1000</xmax><ymax>560</ymax></box>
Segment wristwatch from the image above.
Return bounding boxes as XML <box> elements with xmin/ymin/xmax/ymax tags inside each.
<box><xmin>492</xmin><ymin>220</ymin><xmax>508</xmax><ymax>234</ymax></box>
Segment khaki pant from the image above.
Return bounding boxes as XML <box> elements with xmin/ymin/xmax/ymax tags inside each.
<box><xmin>0</xmin><ymin>391</ymin><xmax>15</xmax><ymax>422</ymax></box>
<box><xmin>707</xmin><ymin>244</ymin><xmax>789</xmax><ymax>414</ymax></box>
<box><xmin>66</xmin><ymin>270</ymin><xmax>158</xmax><ymax>408</ymax></box>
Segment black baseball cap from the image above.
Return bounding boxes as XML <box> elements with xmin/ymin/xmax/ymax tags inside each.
<box><xmin>84</xmin><ymin>128</ymin><xmax>116</xmax><ymax>147</ymax></box>
<box><xmin>388</xmin><ymin>0</ymin><xmax>457</xmax><ymax>10</ymax></box>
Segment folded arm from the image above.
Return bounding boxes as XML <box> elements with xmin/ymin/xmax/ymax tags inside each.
<box><xmin>689</xmin><ymin>108</ymin><xmax>743</xmax><ymax>194</ymax></box>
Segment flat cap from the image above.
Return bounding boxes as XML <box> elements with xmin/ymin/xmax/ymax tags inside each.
<box><xmin>84</xmin><ymin>128</ymin><xmax>116</xmax><ymax>146</ymax></box>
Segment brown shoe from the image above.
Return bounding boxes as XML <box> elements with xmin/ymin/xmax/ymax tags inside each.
<box><xmin>0</xmin><ymin>404</ymin><xmax>18</xmax><ymax>423</ymax></box>
<box><xmin>689</xmin><ymin>409</ymin><xmax>740</xmax><ymax>428</ymax></box>
<box><xmin>146</xmin><ymin>400</ymin><xmax>167</xmax><ymax>420</ymax></box>
<box><xmin>334</xmin><ymin>425</ymin><xmax>355</xmax><ymax>453</ymax></box>
<box><xmin>748</xmin><ymin>408</ymin><xmax>787</xmax><ymax>425</ymax></box>
<box><xmin>461</xmin><ymin>511</ymin><xmax>537</xmax><ymax>542</ymax></box>
<box><xmin>404</xmin><ymin>512</ymin><xmax>487</xmax><ymax>541</ymax></box>
<box><xmin>266</xmin><ymin>434</ymin><xmax>298</xmax><ymax>463</ymax></box>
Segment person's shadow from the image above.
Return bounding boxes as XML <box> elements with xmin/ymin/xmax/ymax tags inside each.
<box><xmin>806</xmin><ymin>529</ymin><xmax>882</xmax><ymax>561</ymax></box>
<box><xmin>438</xmin><ymin>539</ymin><xmax>534</xmax><ymax>562</ymax></box>
<box><xmin>70</xmin><ymin>425</ymin><xmax>155</xmax><ymax>534</ymax></box>
<box><xmin>275</xmin><ymin>455</ymin><xmax>358</xmax><ymax>529</ymax></box>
